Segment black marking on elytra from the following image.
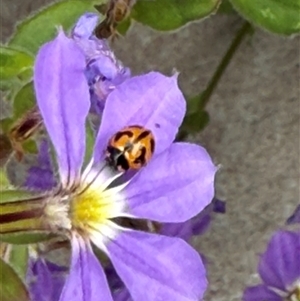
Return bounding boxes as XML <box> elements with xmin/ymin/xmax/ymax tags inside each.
<box><xmin>150</xmin><ymin>138</ymin><xmax>155</xmax><ymax>154</ymax></box>
<box><xmin>114</xmin><ymin>130</ymin><xmax>133</xmax><ymax>142</ymax></box>
<box><xmin>134</xmin><ymin>130</ymin><xmax>150</xmax><ymax>143</ymax></box>
<box><xmin>133</xmin><ymin>147</ymin><xmax>146</xmax><ymax>165</ymax></box>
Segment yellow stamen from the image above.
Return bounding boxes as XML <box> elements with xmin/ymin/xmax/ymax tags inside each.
<box><xmin>70</xmin><ymin>186</ymin><xmax>117</xmax><ymax>232</ymax></box>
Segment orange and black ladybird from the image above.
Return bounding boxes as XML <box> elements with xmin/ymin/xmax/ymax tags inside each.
<box><xmin>105</xmin><ymin>125</ymin><xmax>155</xmax><ymax>172</ymax></box>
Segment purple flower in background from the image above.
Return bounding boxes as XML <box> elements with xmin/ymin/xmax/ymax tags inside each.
<box><xmin>72</xmin><ymin>13</ymin><xmax>130</xmax><ymax>114</ymax></box>
<box><xmin>286</xmin><ymin>204</ymin><xmax>300</xmax><ymax>225</ymax></box>
<box><xmin>26</xmin><ymin>256</ymin><xmax>67</xmax><ymax>301</ymax></box>
<box><xmin>243</xmin><ymin>230</ymin><xmax>300</xmax><ymax>301</ymax></box>
<box><xmin>24</xmin><ymin>139</ymin><xmax>56</xmax><ymax>191</ymax></box>
<box><xmin>161</xmin><ymin>198</ymin><xmax>226</xmax><ymax>240</ymax></box>
<box><xmin>29</xmin><ymin>27</ymin><xmax>217</xmax><ymax>301</ymax></box>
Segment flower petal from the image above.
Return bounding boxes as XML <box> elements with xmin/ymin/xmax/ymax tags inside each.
<box><xmin>104</xmin><ymin>230</ymin><xmax>207</xmax><ymax>301</ymax></box>
<box><xmin>34</xmin><ymin>30</ymin><xmax>90</xmax><ymax>186</ymax></box>
<box><xmin>123</xmin><ymin>142</ymin><xmax>216</xmax><ymax>222</ymax></box>
<box><xmin>191</xmin><ymin>214</ymin><xmax>211</xmax><ymax>236</ymax></box>
<box><xmin>86</xmin><ymin>57</ymin><xmax>130</xmax><ymax>115</ymax></box>
<box><xmin>26</xmin><ymin>257</ymin><xmax>66</xmax><ymax>301</ymax></box>
<box><xmin>258</xmin><ymin>230</ymin><xmax>300</xmax><ymax>290</ymax></box>
<box><xmin>113</xmin><ymin>289</ymin><xmax>132</xmax><ymax>301</ymax></box>
<box><xmin>213</xmin><ymin>198</ymin><xmax>226</xmax><ymax>213</ymax></box>
<box><xmin>161</xmin><ymin>212</ymin><xmax>212</xmax><ymax>240</ymax></box>
<box><xmin>72</xmin><ymin>13</ymin><xmax>99</xmax><ymax>39</ymax></box>
<box><xmin>92</xmin><ymin>72</ymin><xmax>186</xmax><ymax>163</ymax></box>
<box><xmin>104</xmin><ymin>265</ymin><xmax>132</xmax><ymax>301</ymax></box>
<box><xmin>59</xmin><ymin>234</ymin><xmax>113</xmax><ymax>301</ymax></box>
<box><xmin>243</xmin><ymin>285</ymin><xmax>282</xmax><ymax>301</ymax></box>
<box><xmin>160</xmin><ymin>220</ymin><xmax>194</xmax><ymax>241</ymax></box>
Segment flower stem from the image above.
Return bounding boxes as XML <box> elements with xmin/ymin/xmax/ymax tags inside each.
<box><xmin>177</xmin><ymin>21</ymin><xmax>252</xmax><ymax>141</ymax></box>
<box><xmin>200</xmin><ymin>21</ymin><xmax>252</xmax><ymax>108</ymax></box>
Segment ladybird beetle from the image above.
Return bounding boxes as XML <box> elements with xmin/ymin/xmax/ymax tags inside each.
<box><xmin>105</xmin><ymin>125</ymin><xmax>155</xmax><ymax>171</ymax></box>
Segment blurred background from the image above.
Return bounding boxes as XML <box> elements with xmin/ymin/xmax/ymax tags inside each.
<box><xmin>1</xmin><ymin>1</ymin><xmax>299</xmax><ymax>300</ymax></box>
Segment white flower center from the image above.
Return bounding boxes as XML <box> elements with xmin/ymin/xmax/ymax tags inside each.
<box><xmin>287</xmin><ymin>281</ymin><xmax>300</xmax><ymax>301</ymax></box>
<box><xmin>70</xmin><ymin>162</ymin><xmax>127</xmax><ymax>239</ymax></box>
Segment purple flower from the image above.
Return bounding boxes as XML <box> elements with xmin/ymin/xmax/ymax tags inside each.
<box><xmin>162</xmin><ymin>198</ymin><xmax>226</xmax><ymax>239</ymax></box>
<box><xmin>286</xmin><ymin>204</ymin><xmax>300</xmax><ymax>225</ymax></box>
<box><xmin>106</xmin><ymin>200</ymin><xmax>226</xmax><ymax>301</ymax></box>
<box><xmin>71</xmin><ymin>13</ymin><xmax>130</xmax><ymax>114</ymax></box>
<box><xmin>24</xmin><ymin>139</ymin><xmax>57</xmax><ymax>191</ymax></box>
<box><xmin>26</xmin><ymin>256</ymin><xmax>67</xmax><ymax>301</ymax></box>
<box><xmin>243</xmin><ymin>230</ymin><xmax>300</xmax><ymax>301</ymax></box>
<box><xmin>30</xmin><ymin>28</ymin><xmax>217</xmax><ymax>300</ymax></box>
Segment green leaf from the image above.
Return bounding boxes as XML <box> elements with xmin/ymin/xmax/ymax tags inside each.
<box><xmin>229</xmin><ymin>0</ymin><xmax>300</xmax><ymax>35</ymax></box>
<box><xmin>0</xmin><ymin>79</ymin><xmax>24</xmax><ymax>102</ymax></box>
<box><xmin>8</xmin><ymin>0</ymin><xmax>103</xmax><ymax>54</ymax></box>
<box><xmin>1</xmin><ymin>82</ymin><xmax>35</xmax><ymax>134</ymax></box>
<box><xmin>0</xmin><ymin>47</ymin><xmax>33</xmax><ymax>81</ymax></box>
<box><xmin>0</xmin><ymin>258</ymin><xmax>30</xmax><ymax>301</ymax></box>
<box><xmin>132</xmin><ymin>0</ymin><xmax>221</xmax><ymax>31</ymax></box>
<box><xmin>9</xmin><ymin>245</ymin><xmax>28</xmax><ymax>280</ymax></box>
